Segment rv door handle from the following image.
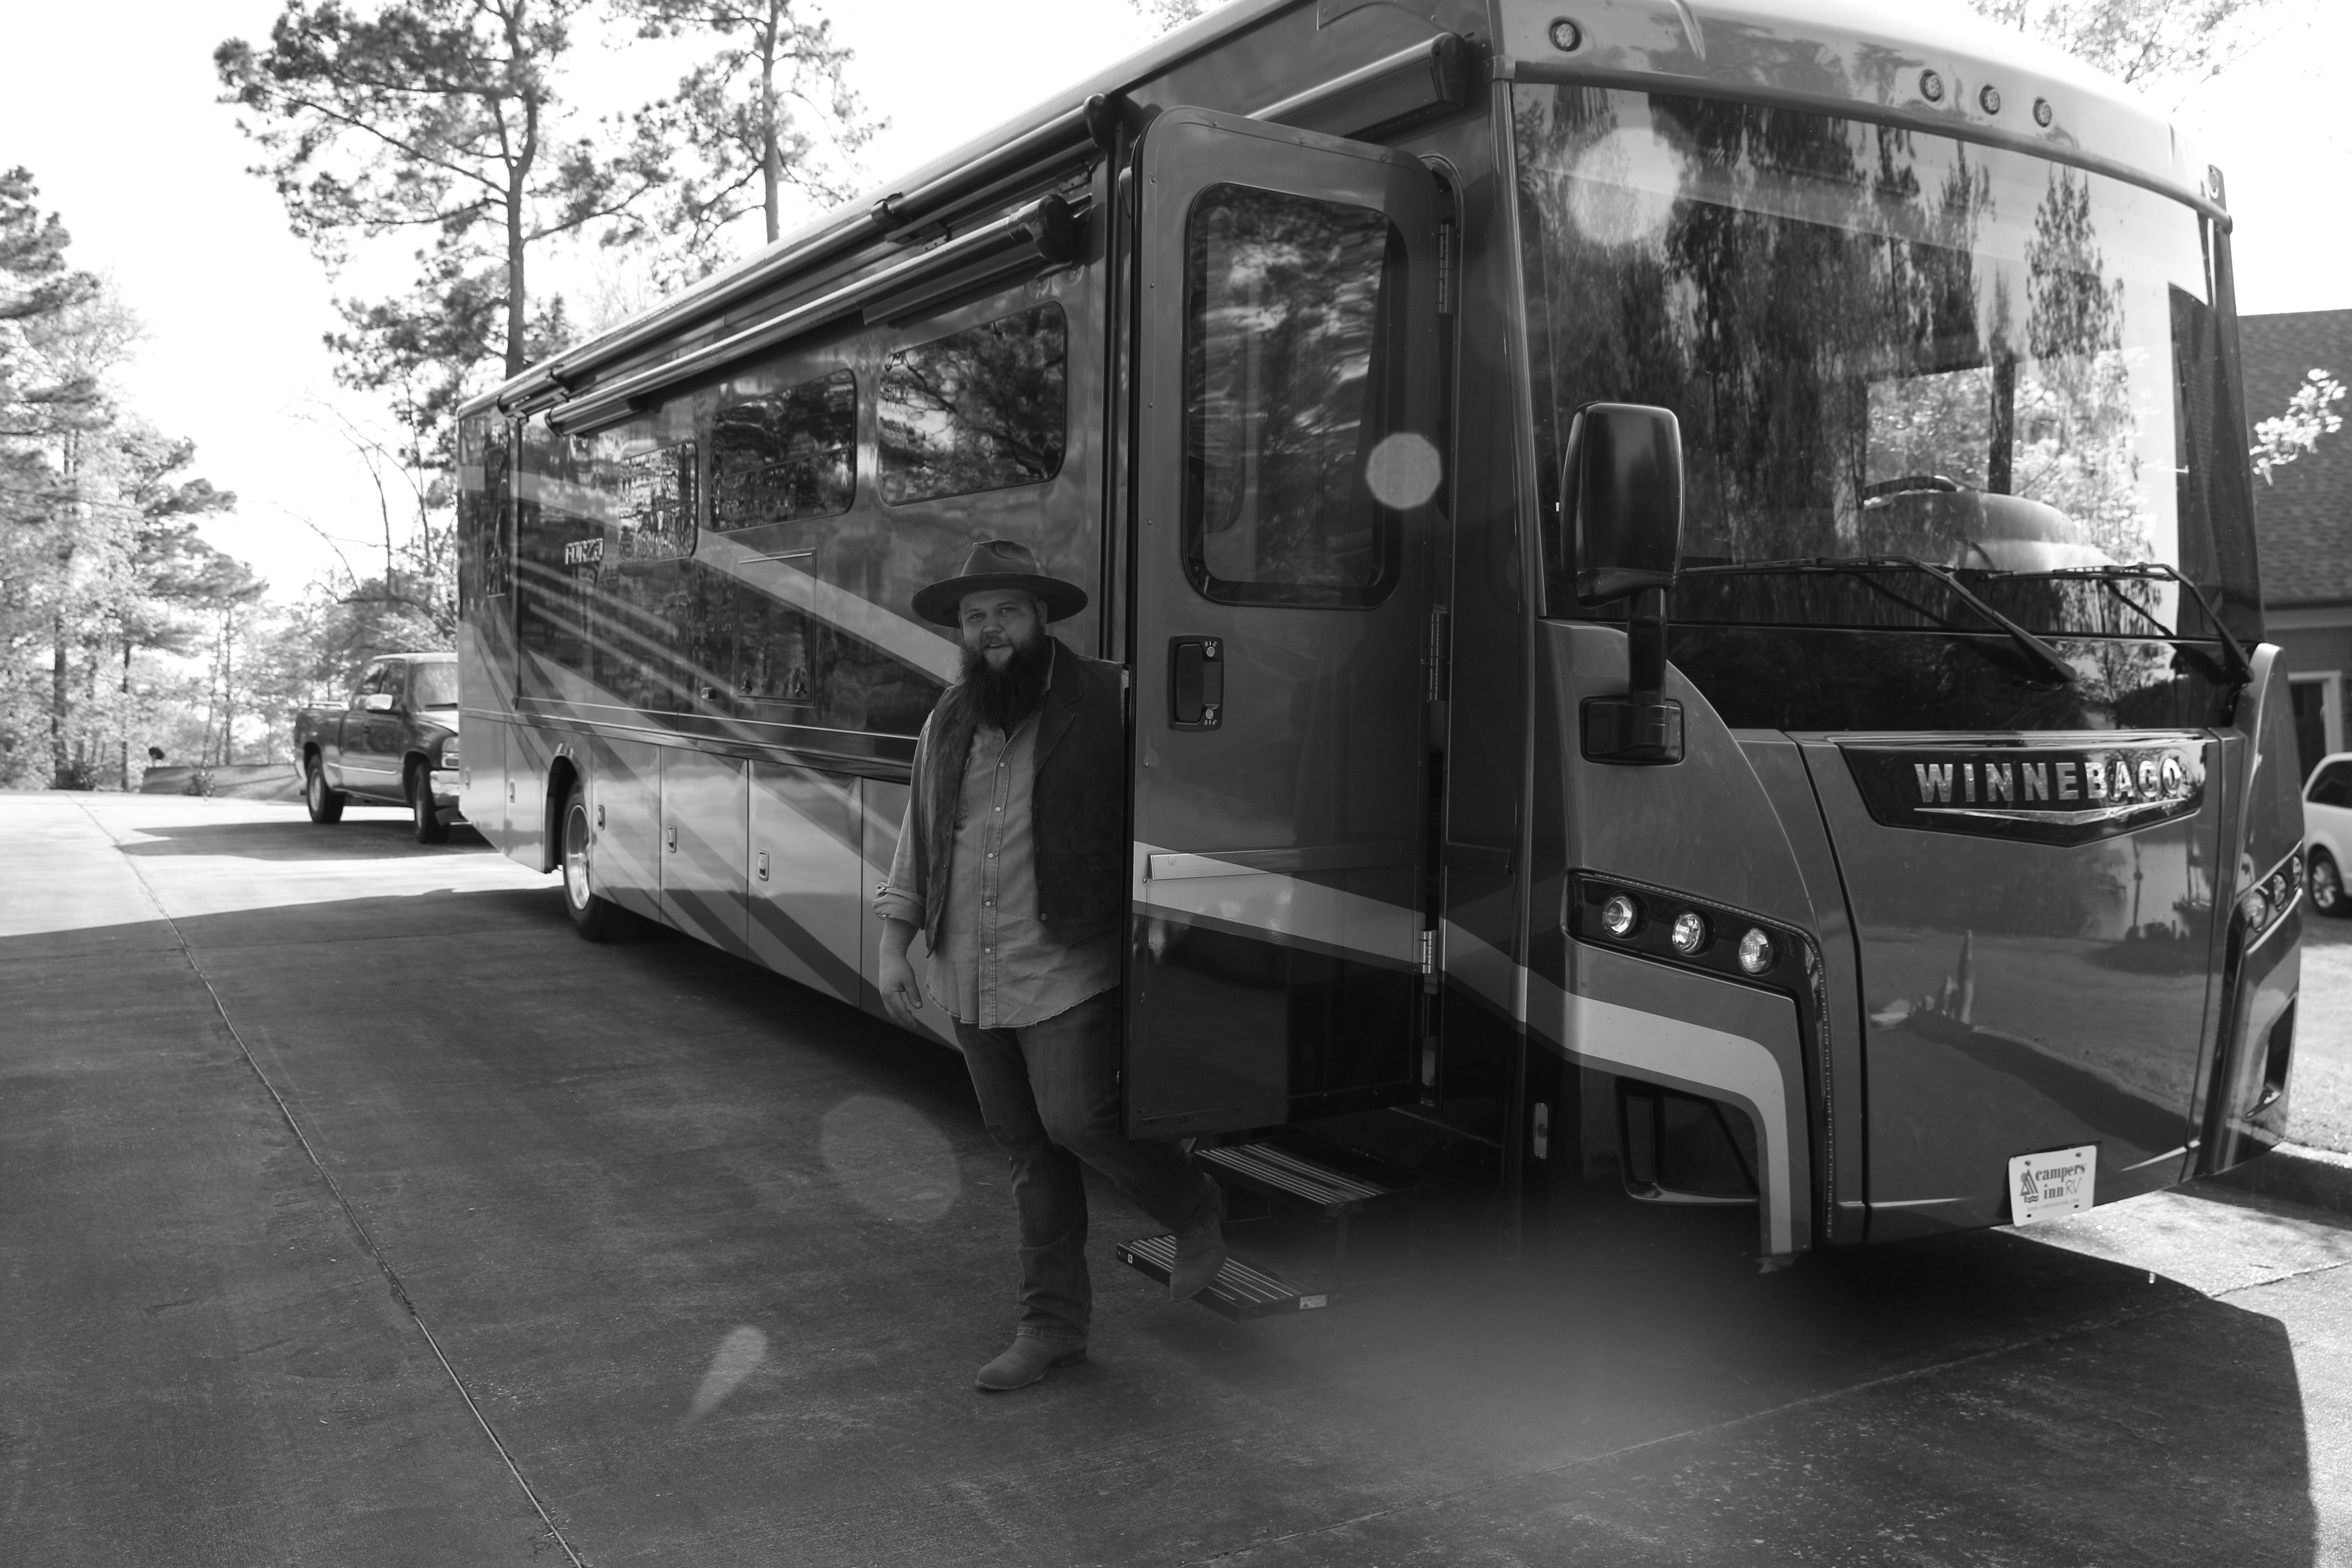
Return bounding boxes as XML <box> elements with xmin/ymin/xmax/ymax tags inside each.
<box><xmin>1169</xmin><ymin>637</ymin><xmax>1223</xmax><ymax>729</ymax></box>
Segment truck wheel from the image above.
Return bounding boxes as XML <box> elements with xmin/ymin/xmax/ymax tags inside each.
<box><xmin>2312</xmin><ymin>850</ymin><xmax>2346</xmax><ymax>918</ymax></box>
<box><xmin>560</xmin><ymin>782</ymin><xmax>626</xmax><ymax>940</ymax></box>
<box><xmin>407</xmin><ymin>764</ymin><xmax>450</xmax><ymax>845</ymax></box>
<box><xmin>305</xmin><ymin>756</ymin><xmax>345</xmax><ymax>824</ymax></box>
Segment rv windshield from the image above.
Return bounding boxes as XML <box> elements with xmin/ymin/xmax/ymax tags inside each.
<box><xmin>1514</xmin><ymin>87</ymin><xmax>2258</xmax><ymax>641</ymax></box>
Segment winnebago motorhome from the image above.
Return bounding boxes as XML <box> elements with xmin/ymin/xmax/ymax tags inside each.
<box><xmin>454</xmin><ymin>0</ymin><xmax>2303</xmax><ymax>1310</ymax></box>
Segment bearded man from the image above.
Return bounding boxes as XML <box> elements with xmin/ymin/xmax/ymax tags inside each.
<box><xmin>873</xmin><ymin>539</ymin><xmax>1227</xmax><ymax>1393</ymax></box>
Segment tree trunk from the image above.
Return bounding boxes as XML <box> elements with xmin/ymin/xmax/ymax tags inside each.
<box><xmin>119</xmin><ymin>641</ymin><xmax>132</xmax><ymax>789</ymax></box>
<box><xmin>761</xmin><ymin>5</ymin><xmax>782</xmax><ymax>245</ymax></box>
<box><xmin>503</xmin><ymin>0</ymin><xmax>539</xmax><ymax>378</ymax></box>
<box><xmin>50</xmin><ymin>611</ymin><xmax>69</xmax><ymax>785</ymax></box>
<box><xmin>222</xmin><ymin>606</ymin><xmax>237</xmax><ymax>767</ymax></box>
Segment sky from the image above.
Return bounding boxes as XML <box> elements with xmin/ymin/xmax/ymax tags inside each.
<box><xmin>0</xmin><ymin>0</ymin><xmax>2346</xmax><ymax>602</ymax></box>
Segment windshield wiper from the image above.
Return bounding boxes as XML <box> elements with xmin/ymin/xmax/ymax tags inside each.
<box><xmin>1976</xmin><ymin>563</ymin><xmax>2254</xmax><ymax>686</ymax></box>
<box><xmin>1680</xmin><ymin>555</ymin><xmax>2078</xmax><ymax>686</ymax></box>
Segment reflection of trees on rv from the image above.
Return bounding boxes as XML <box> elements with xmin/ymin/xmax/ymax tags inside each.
<box><xmin>1186</xmin><ymin>184</ymin><xmax>1394</xmax><ymax>599</ymax></box>
<box><xmin>877</xmin><ymin>305</ymin><xmax>1068</xmax><ymax>504</ymax></box>
<box><xmin>1515</xmin><ymin>86</ymin><xmax>2226</xmax><ymax>640</ymax></box>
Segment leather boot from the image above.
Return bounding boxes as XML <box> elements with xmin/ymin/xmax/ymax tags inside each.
<box><xmin>1168</xmin><ymin>1183</ymin><xmax>1229</xmax><ymax>1302</ymax></box>
<box><xmin>973</xmin><ymin>1337</ymin><xmax>1086</xmax><ymax>1392</ymax></box>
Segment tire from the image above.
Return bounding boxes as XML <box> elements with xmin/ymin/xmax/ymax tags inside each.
<box><xmin>304</xmin><ymin>756</ymin><xmax>345</xmax><ymax>824</ymax></box>
<box><xmin>559</xmin><ymin>782</ymin><xmax>628</xmax><ymax>940</ymax></box>
<box><xmin>407</xmin><ymin>764</ymin><xmax>451</xmax><ymax>844</ymax></box>
<box><xmin>2312</xmin><ymin>850</ymin><xmax>2346</xmax><ymax>919</ymax></box>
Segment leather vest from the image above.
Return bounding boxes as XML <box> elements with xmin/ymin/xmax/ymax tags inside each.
<box><xmin>912</xmin><ymin>639</ymin><xmax>1125</xmax><ymax>949</ymax></box>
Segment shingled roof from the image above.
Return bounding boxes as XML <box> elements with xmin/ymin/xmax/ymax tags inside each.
<box><xmin>2239</xmin><ymin>309</ymin><xmax>2352</xmax><ymax>609</ymax></box>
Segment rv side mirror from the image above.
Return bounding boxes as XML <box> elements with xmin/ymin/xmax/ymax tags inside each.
<box><xmin>1563</xmin><ymin>402</ymin><xmax>1684</xmax><ymax>607</ymax></box>
<box><xmin>1565</xmin><ymin>403</ymin><xmax>1687</xmax><ymax>766</ymax></box>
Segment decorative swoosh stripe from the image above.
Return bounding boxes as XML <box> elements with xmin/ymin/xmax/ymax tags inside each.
<box><xmin>699</xmin><ymin>532</ymin><xmax>961</xmax><ymax>684</ymax></box>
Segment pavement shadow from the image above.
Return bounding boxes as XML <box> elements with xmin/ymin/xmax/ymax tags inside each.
<box><xmin>113</xmin><ymin>817</ymin><xmax>490</xmax><ymax>862</ymax></box>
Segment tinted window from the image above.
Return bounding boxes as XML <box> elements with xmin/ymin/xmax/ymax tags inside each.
<box><xmin>2311</xmin><ymin>761</ymin><xmax>2352</xmax><ymax>810</ymax></box>
<box><xmin>712</xmin><ymin>370</ymin><xmax>856</xmax><ymax>528</ymax></box>
<box><xmin>1183</xmin><ymin>185</ymin><xmax>1403</xmax><ymax>607</ymax></box>
<box><xmin>733</xmin><ymin>577</ymin><xmax>942</xmax><ymax>737</ymax></box>
<box><xmin>411</xmin><ymin>663</ymin><xmax>460</xmax><ymax>707</ymax></box>
<box><xmin>613</xmin><ymin>442</ymin><xmax>697</xmax><ymax>563</ymax></box>
<box><xmin>879</xmin><ymin>305</ymin><xmax>1067</xmax><ymax>504</ymax></box>
<box><xmin>1514</xmin><ymin>86</ymin><xmax>2256</xmax><ymax>640</ymax></box>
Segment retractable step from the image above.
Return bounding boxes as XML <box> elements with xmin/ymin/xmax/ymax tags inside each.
<box><xmin>1112</xmin><ymin>1234</ymin><xmax>1338</xmax><ymax>1322</ymax></box>
<box><xmin>1196</xmin><ymin>1141</ymin><xmax>1407</xmax><ymax>1219</ymax></box>
<box><xmin>1116</xmin><ymin>1139</ymin><xmax>1418</xmax><ymax>1317</ymax></box>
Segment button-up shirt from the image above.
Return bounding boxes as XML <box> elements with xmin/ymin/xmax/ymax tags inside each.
<box><xmin>875</xmin><ymin>709</ymin><xmax>1120</xmax><ymax>1029</ymax></box>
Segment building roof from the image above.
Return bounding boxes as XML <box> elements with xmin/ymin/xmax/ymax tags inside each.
<box><xmin>2242</xmin><ymin>309</ymin><xmax>2352</xmax><ymax>609</ymax></box>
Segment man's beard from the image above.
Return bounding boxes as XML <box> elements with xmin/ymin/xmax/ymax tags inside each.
<box><xmin>961</xmin><ymin>630</ymin><xmax>1053</xmax><ymax>731</ymax></box>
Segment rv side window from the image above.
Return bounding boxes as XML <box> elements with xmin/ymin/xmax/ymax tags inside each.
<box><xmin>711</xmin><ymin>369</ymin><xmax>857</xmax><ymax>528</ymax></box>
<box><xmin>1183</xmin><ymin>184</ymin><xmax>1403</xmax><ymax>608</ymax></box>
<box><xmin>877</xmin><ymin>304</ymin><xmax>1067</xmax><ymax>504</ymax></box>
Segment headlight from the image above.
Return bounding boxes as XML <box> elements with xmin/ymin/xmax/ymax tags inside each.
<box><xmin>1670</xmin><ymin>910</ymin><xmax>1710</xmax><ymax>955</ymax></box>
<box><xmin>1601</xmin><ymin>894</ymin><xmax>1641</xmax><ymax>937</ymax></box>
<box><xmin>437</xmin><ymin>745</ymin><xmax>461</xmax><ymax>771</ymax></box>
<box><xmin>2239</xmin><ymin>887</ymin><xmax>2272</xmax><ymax>932</ymax></box>
<box><xmin>1737</xmin><ymin>927</ymin><xmax>1777</xmax><ymax>975</ymax></box>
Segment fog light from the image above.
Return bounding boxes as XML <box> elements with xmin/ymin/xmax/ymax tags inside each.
<box><xmin>1671</xmin><ymin>910</ymin><xmax>1709</xmax><ymax>955</ymax></box>
<box><xmin>2239</xmin><ymin>888</ymin><xmax>2272</xmax><ymax>931</ymax></box>
<box><xmin>1738</xmin><ymin>927</ymin><xmax>1776</xmax><ymax>974</ymax></box>
<box><xmin>1601</xmin><ymin>894</ymin><xmax>1639</xmax><ymax>937</ymax></box>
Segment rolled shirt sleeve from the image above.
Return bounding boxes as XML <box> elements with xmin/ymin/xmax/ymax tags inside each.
<box><xmin>872</xmin><ymin>718</ymin><xmax>930</xmax><ymax>929</ymax></box>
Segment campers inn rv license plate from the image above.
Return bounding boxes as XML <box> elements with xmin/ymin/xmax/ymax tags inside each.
<box><xmin>2008</xmin><ymin>1144</ymin><xmax>2098</xmax><ymax>1225</ymax></box>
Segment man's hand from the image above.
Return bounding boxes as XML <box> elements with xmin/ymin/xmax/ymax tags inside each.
<box><xmin>878</xmin><ymin>917</ymin><xmax>924</xmax><ymax>1029</ymax></box>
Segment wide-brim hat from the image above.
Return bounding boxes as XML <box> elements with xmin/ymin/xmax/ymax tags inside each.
<box><xmin>911</xmin><ymin>539</ymin><xmax>1088</xmax><ymax>628</ymax></box>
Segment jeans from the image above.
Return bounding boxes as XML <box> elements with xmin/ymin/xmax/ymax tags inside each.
<box><xmin>955</xmin><ymin>988</ymin><xmax>1219</xmax><ymax>1347</ymax></box>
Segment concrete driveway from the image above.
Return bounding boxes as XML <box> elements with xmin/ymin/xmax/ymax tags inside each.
<box><xmin>4</xmin><ymin>792</ymin><xmax>2350</xmax><ymax>1566</ymax></box>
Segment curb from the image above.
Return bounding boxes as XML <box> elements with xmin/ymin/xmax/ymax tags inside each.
<box><xmin>2206</xmin><ymin>1141</ymin><xmax>2352</xmax><ymax>1216</ymax></box>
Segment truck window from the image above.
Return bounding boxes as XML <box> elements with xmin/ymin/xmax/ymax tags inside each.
<box><xmin>410</xmin><ymin>663</ymin><xmax>461</xmax><ymax>708</ymax></box>
<box><xmin>877</xmin><ymin>304</ymin><xmax>1067</xmax><ymax>504</ymax></box>
<box><xmin>351</xmin><ymin>662</ymin><xmax>388</xmax><ymax>707</ymax></box>
<box><xmin>1181</xmin><ymin>184</ymin><xmax>1403</xmax><ymax>609</ymax></box>
<box><xmin>712</xmin><ymin>369</ymin><xmax>857</xmax><ymax>528</ymax></box>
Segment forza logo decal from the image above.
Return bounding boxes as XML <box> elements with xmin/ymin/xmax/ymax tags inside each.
<box><xmin>1846</xmin><ymin>740</ymin><xmax>2206</xmax><ymax>845</ymax></box>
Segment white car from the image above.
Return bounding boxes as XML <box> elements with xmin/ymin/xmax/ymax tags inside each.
<box><xmin>2305</xmin><ymin>752</ymin><xmax>2352</xmax><ymax>917</ymax></box>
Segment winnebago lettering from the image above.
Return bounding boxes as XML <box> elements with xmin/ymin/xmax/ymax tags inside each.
<box><xmin>452</xmin><ymin>0</ymin><xmax>2305</xmax><ymax>1299</ymax></box>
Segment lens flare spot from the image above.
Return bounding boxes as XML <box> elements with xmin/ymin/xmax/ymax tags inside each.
<box><xmin>820</xmin><ymin>1094</ymin><xmax>960</xmax><ymax>1224</ymax></box>
<box><xmin>1565</xmin><ymin>127</ymin><xmax>1686</xmax><ymax>250</ymax></box>
<box><xmin>1365</xmin><ymin>432</ymin><xmax>1443</xmax><ymax>509</ymax></box>
<box><xmin>684</xmin><ymin>1325</ymin><xmax>767</xmax><ymax>1424</ymax></box>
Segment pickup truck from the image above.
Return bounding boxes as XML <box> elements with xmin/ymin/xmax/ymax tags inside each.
<box><xmin>292</xmin><ymin>651</ymin><xmax>463</xmax><ymax>842</ymax></box>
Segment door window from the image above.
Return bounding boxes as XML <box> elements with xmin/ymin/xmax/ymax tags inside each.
<box><xmin>1183</xmin><ymin>184</ymin><xmax>1405</xmax><ymax>607</ymax></box>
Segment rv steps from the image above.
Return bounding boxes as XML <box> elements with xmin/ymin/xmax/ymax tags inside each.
<box><xmin>1112</xmin><ymin>1233</ymin><xmax>1336</xmax><ymax>1321</ymax></box>
<box><xmin>1196</xmin><ymin>1141</ymin><xmax>1403</xmax><ymax>1218</ymax></box>
<box><xmin>1116</xmin><ymin>1139</ymin><xmax>1417</xmax><ymax>1317</ymax></box>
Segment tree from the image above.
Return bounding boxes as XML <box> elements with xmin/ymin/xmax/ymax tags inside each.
<box><xmin>617</xmin><ymin>0</ymin><xmax>876</xmax><ymax>270</ymax></box>
<box><xmin>2250</xmin><ymin>369</ymin><xmax>2347</xmax><ymax>485</ymax></box>
<box><xmin>218</xmin><ymin>0</ymin><xmax>666</xmax><ymax>384</ymax></box>
<box><xmin>1127</xmin><ymin>0</ymin><xmax>1210</xmax><ymax>36</ymax></box>
<box><xmin>1963</xmin><ymin>0</ymin><xmax>2283</xmax><ymax>91</ymax></box>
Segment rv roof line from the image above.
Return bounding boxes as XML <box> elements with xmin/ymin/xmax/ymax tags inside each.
<box><xmin>543</xmin><ymin>194</ymin><xmax>1085</xmax><ymax>439</ymax></box>
<box><xmin>471</xmin><ymin>0</ymin><xmax>1303</xmax><ymax>420</ymax></box>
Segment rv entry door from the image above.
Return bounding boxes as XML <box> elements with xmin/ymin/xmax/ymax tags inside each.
<box><xmin>1125</xmin><ymin>107</ymin><xmax>1444</xmax><ymax>1139</ymax></box>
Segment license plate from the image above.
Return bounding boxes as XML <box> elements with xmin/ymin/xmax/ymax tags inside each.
<box><xmin>2008</xmin><ymin>1144</ymin><xmax>2097</xmax><ymax>1224</ymax></box>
